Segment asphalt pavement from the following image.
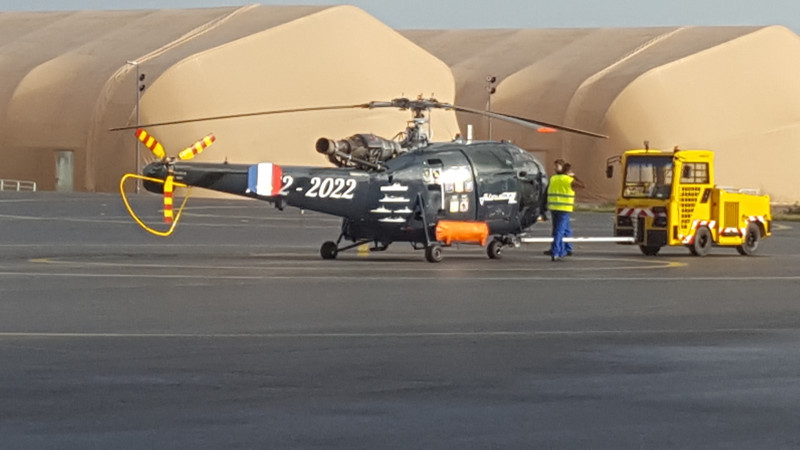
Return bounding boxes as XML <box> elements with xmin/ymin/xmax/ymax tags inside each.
<box><xmin>1</xmin><ymin>192</ymin><xmax>799</xmax><ymax>449</ymax></box>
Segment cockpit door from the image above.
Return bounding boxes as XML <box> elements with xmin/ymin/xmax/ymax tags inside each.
<box><xmin>467</xmin><ymin>145</ymin><xmax>519</xmax><ymax>229</ymax></box>
<box><xmin>424</xmin><ymin>151</ymin><xmax>476</xmax><ymax>221</ymax></box>
<box><xmin>510</xmin><ymin>148</ymin><xmax>545</xmax><ymax>229</ymax></box>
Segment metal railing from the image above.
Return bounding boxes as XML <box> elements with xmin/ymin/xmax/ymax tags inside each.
<box><xmin>0</xmin><ymin>179</ymin><xmax>37</xmax><ymax>192</ymax></box>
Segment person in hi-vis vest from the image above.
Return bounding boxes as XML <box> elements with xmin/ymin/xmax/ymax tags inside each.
<box><xmin>546</xmin><ymin>161</ymin><xmax>584</xmax><ymax>261</ymax></box>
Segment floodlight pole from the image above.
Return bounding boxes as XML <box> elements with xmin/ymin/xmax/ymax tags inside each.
<box><xmin>485</xmin><ymin>75</ymin><xmax>497</xmax><ymax>140</ymax></box>
<box><xmin>126</xmin><ymin>60</ymin><xmax>141</xmax><ymax>193</ymax></box>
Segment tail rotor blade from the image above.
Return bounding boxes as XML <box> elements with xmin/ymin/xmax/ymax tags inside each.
<box><xmin>178</xmin><ymin>134</ymin><xmax>216</xmax><ymax>161</ymax></box>
<box><xmin>163</xmin><ymin>174</ymin><xmax>174</xmax><ymax>224</ymax></box>
<box><xmin>135</xmin><ymin>128</ymin><xmax>167</xmax><ymax>160</ymax></box>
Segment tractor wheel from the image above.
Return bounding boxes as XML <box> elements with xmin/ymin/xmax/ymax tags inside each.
<box><xmin>689</xmin><ymin>227</ymin><xmax>712</xmax><ymax>256</ymax></box>
<box><xmin>639</xmin><ymin>245</ymin><xmax>661</xmax><ymax>256</ymax></box>
<box><xmin>736</xmin><ymin>223</ymin><xmax>761</xmax><ymax>256</ymax></box>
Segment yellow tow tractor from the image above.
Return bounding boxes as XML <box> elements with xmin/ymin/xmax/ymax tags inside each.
<box><xmin>606</xmin><ymin>144</ymin><xmax>771</xmax><ymax>256</ymax></box>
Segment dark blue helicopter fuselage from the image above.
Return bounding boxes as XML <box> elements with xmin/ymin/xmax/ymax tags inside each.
<box><xmin>145</xmin><ymin>141</ymin><xmax>548</xmax><ymax>247</ymax></box>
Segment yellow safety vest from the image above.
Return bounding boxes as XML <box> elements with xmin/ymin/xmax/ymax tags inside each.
<box><xmin>547</xmin><ymin>174</ymin><xmax>575</xmax><ymax>212</ymax></box>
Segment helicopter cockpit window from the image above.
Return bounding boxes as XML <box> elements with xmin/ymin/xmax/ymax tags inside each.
<box><xmin>623</xmin><ymin>156</ymin><xmax>673</xmax><ymax>199</ymax></box>
<box><xmin>509</xmin><ymin>147</ymin><xmax>541</xmax><ymax>179</ymax></box>
<box><xmin>465</xmin><ymin>146</ymin><xmax>513</xmax><ymax>174</ymax></box>
<box><xmin>427</xmin><ymin>159</ymin><xmax>443</xmax><ymax>165</ymax></box>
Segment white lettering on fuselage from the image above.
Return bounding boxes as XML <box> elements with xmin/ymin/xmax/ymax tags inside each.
<box><xmin>478</xmin><ymin>192</ymin><xmax>518</xmax><ymax>206</ymax></box>
<box><xmin>304</xmin><ymin>177</ymin><xmax>356</xmax><ymax>199</ymax></box>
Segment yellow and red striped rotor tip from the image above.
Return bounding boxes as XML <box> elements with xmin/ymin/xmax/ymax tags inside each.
<box><xmin>163</xmin><ymin>175</ymin><xmax>174</xmax><ymax>224</ymax></box>
<box><xmin>135</xmin><ymin>128</ymin><xmax>167</xmax><ymax>160</ymax></box>
<box><xmin>178</xmin><ymin>134</ymin><xmax>216</xmax><ymax>161</ymax></box>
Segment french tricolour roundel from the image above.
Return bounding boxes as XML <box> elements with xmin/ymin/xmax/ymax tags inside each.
<box><xmin>248</xmin><ymin>163</ymin><xmax>283</xmax><ymax>196</ymax></box>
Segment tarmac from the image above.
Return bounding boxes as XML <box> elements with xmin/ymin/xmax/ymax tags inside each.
<box><xmin>1</xmin><ymin>192</ymin><xmax>799</xmax><ymax>448</ymax></box>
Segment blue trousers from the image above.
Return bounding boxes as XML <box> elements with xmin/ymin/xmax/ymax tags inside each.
<box><xmin>550</xmin><ymin>210</ymin><xmax>573</xmax><ymax>258</ymax></box>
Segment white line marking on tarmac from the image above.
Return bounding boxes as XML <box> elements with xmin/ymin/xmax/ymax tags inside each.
<box><xmin>0</xmin><ymin>271</ymin><xmax>263</xmax><ymax>280</ymax></box>
<box><xmin>0</xmin><ymin>199</ymin><xmax>40</xmax><ymax>203</ymax></box>
<box><xmin>1</xmin><ymin>270</ymin><xmax>799</xmax><ymax>281</ymax></box>
<box><xmin>0</xmin><ymin>328</ymin><xmax>794</xmax><ymax>339</ymax></box>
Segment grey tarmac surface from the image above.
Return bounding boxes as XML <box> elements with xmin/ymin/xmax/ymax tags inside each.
<box><xmin>1</xmin><ymin>192</ymin><xmax>799</xmax><ymax>449</ymax></box>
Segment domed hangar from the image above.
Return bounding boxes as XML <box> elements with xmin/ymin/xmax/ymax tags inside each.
<box><xmin>3</xmin><ymin>5</ymin><xmax>800</xmax><ymax>205</ymax></box>
<box><xmin>404</xmin><ymin>25</ymin><xmax>800</xmax><ymax>203</ymax></box>
<box><xmin>0</xmin><ymin>5</ymin><xmax>458</xmax><ymax>193</ymax></box>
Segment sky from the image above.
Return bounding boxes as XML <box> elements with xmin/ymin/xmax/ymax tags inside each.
<box><xmin>2</xmin><ymin>0</ymin><xmax>800</xmax><ymax>32</ymax></box>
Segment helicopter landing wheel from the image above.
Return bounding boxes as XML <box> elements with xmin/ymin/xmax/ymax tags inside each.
<box><xmin>425</xmin><ymin>244</ymin><xmax>443</xmax><ymax>263</ymax></box>
<box><xmin>487</xmin><ymin>239</ymin><xmax>503</xmax><ymax>259</ymax></box>
<box><xmin>320</xmin><ymin>241</ymin><xmax>338</xmax><ymax>260</ymax></box>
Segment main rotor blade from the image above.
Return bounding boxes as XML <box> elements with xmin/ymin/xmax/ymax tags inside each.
<box><xmin>110</xmin><ymin>103</ymin><xmax>372</xmax><ymax>131</ymax></box>
<box><xmin>112</xmin><ymin>97</ymin><xmax>608</xmax><ymax>139</ymax></box>
<box><xmin>449</xmin><ymin>104</ymin><xmax>608</xmax><ymax>139</ymax></box>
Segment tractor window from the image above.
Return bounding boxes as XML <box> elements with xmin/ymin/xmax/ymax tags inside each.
<box><xmin>623</xmin><ymin>156</ymin><xmax>673</xmax><ymax>199</ymax></box>
<box><xmin>680</xmin><ymin>162</ymin><xmax>709</xmax><ymax>184</ymax></box>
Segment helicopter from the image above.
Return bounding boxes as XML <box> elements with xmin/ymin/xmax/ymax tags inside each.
<box><xmin>114</xmin><ymin>97</ymin><xmax>607</xmax><ymax>262</ymax></box>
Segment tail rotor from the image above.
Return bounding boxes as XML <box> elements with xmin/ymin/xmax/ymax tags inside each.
<box><xmin>121</xmin><ymin>129</ymin><xmax>215</xmax><ymax>235</ymax></box>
